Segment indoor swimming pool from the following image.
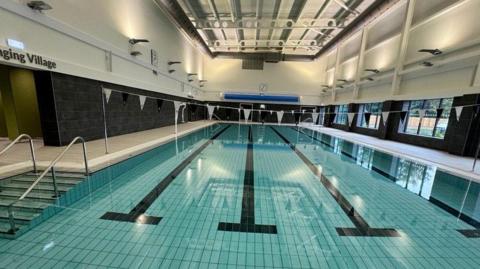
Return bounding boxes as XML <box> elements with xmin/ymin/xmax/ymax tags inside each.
<box><xmin>1</xmin><ymin>123</ymin><xmax>479</xmax><ymax>268</ymax></box>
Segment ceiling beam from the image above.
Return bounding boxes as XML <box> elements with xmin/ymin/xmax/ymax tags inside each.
<box><xmin>207</xmin><ymin>0</ymin><xmax>227</xmax><ymax>40</ymax></box>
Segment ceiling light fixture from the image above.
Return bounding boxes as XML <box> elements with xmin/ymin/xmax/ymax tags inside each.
<box><xmin>418</xmin><ymin>49</ymin><xmax>442</xmax><ymax>55</ymax></box>
<box><xmin>365</xmin><ymin>68</ymin><xmax>380</xmax><ymax>73</ymax></box>
<box><xmin>27</xmin><ymin>1</ymin><xmax>52</xmax><ymax>11</ymax></box>
<box><xmin>130</xmin><ymin>51</ymin><xmax>142</xmax><ymax>56</ymax></box>
<box><xmin>129</xmin><ymin>38</ymin><xmax>149</xmax><ymax>45</ymax></box>
<box><xmin>365</xmin><ymin>77</ymin><xmax>374</xmax><ymax>81</ymax></box>
<box><xmin>168</xmin><ymin>61</ymin><xmax>182</xmax><ymax>65</ymax></box>
<box><xmin>337</xmin><ymin>79</ymin><xmax>348</xmax><ymax>83</ymax></box>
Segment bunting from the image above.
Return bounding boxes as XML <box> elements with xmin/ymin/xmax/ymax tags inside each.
<box><xmin>455</xmin><ymin>106</ymin><xmax>463</xmax><ymax>121</ymax></box>
<box><xmin>139</xmin><ymin>95</ymin><xmax>147</xmax><ymax>110</ymax></box>
<box><xmin>381</xmin><ymin>112</ymin><xmax>389</xmax><ymax>126</ymax></box>
<box><xmin>399</xmin><ymin>111</ymin><xmax>408</xmax><ymax>124</ymax></box>
<box><xmin>122</xmin><ymin>93</ymin><xmax>129</xmax><ymax>105</ymax></box>
<box><xmin>347</xmin><ymin>113</ymin><xmax>355</xmax><ymax>126</ymax></box>
<box><xmin>243</xmin><ymin>109</ymin><xmax>251</xmax><ymax>122</ymax></box>
<box><xmin>436</xmin><ymin>108</ymin><xmax>444</xmax><ymax>119</ymax></box>
<box><xmin>103</xmin><ymin>88</ymin><xmax>112</xmax><ymax>104</ymax></box>
<box><xmin>157</xmin><ymin>99</ymin><xmax>164</xmax><ymax>111</ymax></box>
<box><xmin>364</xmin><ymin>112</ymin><xmax>371</xmax><ymax>125</ymax></box>
<box><xmin>207</xmin><ymin>105</ymin><xmax>215</xmax><ymax>120</ymax></box>
<box><xmin>277</xmin><ymin>111</ymin><xmax>284</xmax><ymax>125</ymax></box>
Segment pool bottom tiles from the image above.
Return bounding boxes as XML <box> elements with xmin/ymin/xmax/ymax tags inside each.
<box><xmin>0</xmin><ymin>124</ymin><xmax>479</xmax><ymax>268</ymax></box>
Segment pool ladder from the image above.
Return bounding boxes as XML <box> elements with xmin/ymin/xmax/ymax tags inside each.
<box><xmin>6</xmin><ymin>136</ymin><xmax>89</xmax><ymax>234</ymax></box>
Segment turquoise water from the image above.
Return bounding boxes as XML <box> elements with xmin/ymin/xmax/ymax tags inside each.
<box><xmin>1</xmin><ymin>124</ymin><xmax>479</xmax><ymax>268</ymax></box>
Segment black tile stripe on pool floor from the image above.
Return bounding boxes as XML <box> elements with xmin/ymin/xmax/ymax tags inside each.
<box><xmin>271</xmin><ymin>126</ymin><xmax>400</xmax><ymax>237</ymax></box>
<box><xmin>100</xmin><ymin>125</ymin><xmax>231</xmax><ymax>225</ymax></box>
<box><xmin>217</xmin><ymin>126</ymin><xmax>278</xmax><ymax>234</ymax></box>
<box><xmin>294</xmin><ymin>127</ymin><xmax>480</xmax><ymax>238</ymax></box>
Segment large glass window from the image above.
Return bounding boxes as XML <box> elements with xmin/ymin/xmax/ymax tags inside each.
<box><xmin>356</xmin><ymin>102</ymin><xmax>382</xmax><ymax>129</ymax></box>
<box><xmin>317</xmin><ymin>107</ymin><xmax>326</xmax><ymax>125</ymax></box>
<box><xmin>400</xmin><ymin>98</ymin><xmax>453</xmax><ymax>139</ymax></box>
<box><xmin>334</xmin><ymin>104</ymin><xmax>348</xmax><ymax>125</ymax></box>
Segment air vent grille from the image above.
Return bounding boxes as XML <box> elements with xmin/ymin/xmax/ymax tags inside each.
<box><xmin>242</xmin><ymin>59</ymin><xmax>264</xmax><ymax>70</ymax></box>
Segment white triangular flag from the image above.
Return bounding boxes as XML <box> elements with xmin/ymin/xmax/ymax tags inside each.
<box><xmin>173</xmin><ymin>101</ymin><xmax>182</xmax><ymax>111</ymax></box>
<box><xmin>347</xmin><ymin>113</ymin><xmax>355</xmax><ymax>126</ymax></box>
<box><xmin>207</xmin><ymin>105</ymin><xmax>215</xmax><ymax>120</ymax></box>
<box><xmin>455</xmin><ymin>106</ymin><xmax>463</xmax><ymax>121</ymax></box>
<box><xmin>381</xmin><ymin>112</ymin><xmax>389</xmax><ymax>125</ymax></box>
<box><xmin>103</xmin><ymin>88</ymin><xmax>112</xmax><ymax>103</ymax></box>
<box><xmin>243</xmin><ymin>109</ymin><xmax>251</xmax><ymax>122</ymax></box>
<box><xmin>312</xmin><ymin>112</ymin><xmax>319</xmax><ymax>124</ymax></box>
<box><xmin>139</xmin><ymin>95</ymin><xmax>147</xmax><ymax>110</ymax></box>
<box><xmin>418</xmin><ymin>109</ymin><xmax>426</xmax><ymax>120</ymax></box>
<box><xmin>276</xmin><ymin>111</ymin><xmax>284</xmax><ymax>125</ymax></box>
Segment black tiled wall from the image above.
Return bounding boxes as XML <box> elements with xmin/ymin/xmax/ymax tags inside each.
<box><xmin>35</xmin><ymin>72</ymin><xmax>205</xmax><ymax>146</ymax></box>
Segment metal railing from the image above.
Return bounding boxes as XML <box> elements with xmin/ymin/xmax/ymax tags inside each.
<box><xmin>7</xmin><ymin>136</ymin><xmax>89</xmax><ymax>234</ymax></box>
<box><xmin>0</xmin><ymin>134</ymin><xmax>37</xmax><ymax>173</ymax></box>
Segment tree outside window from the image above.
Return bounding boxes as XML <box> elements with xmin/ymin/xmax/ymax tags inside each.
<box><xmin>400</xmin><ymin>98</ymin><xmax>453</xmax><ymax>139</ymax></box>
<box><xmin>356</xmin><ymin>102</ymin><xmax>383</xmax><ymax>129</ymax></box>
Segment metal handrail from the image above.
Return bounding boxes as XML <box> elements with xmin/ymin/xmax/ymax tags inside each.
<box><xmin>0</xmin><ymin>134</ymin><xmax>37</xmax><ymax>173</ymax></box>
<box><xmin>7</xmin><ymin>136</ymin><xmax>89</xmax><ymax>233</ymax></box>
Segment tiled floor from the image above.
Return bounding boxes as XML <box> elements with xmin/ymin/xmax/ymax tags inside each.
<box><xmin>0</xmin><ymin>121</ymin><xmax>215</xmax><ymax>176</ymax></box>
<box><xmin>303</xmin><ymin>125</ymin><xmax>480</xmax><ymax>181</ymax></box>
<box><xmin>1</xmin><ymin>124</ymin><xmax>479</xmax><ymax>268</ymax></box>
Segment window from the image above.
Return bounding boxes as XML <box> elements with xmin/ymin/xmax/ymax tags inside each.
<box><xmin>334</xmin><ymin>104</ymin><xmax>348</xmax><ymax>125</ymax></box>
<box><xmin>400</xmin><ymin>98</ymin><xmax>453</xmax><ymax>139</ymax></box>
<box><xmin>356</xmin><ymin>102</ymin><xmax>382</xmax><ymax>129</ymax></box>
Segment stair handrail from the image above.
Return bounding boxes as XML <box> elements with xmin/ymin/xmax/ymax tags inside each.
<box><xmin>0</xmin><ymin>134</ymin><xmax>37</xmax><ymax>173</ymax></box>
<box><xmin>6</xmin><ymin>136</ymin><xmax>89</xmax><ymax>234</ymax></box>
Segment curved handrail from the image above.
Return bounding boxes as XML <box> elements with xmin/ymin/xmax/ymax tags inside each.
<box><xmin>0</xmin><ymin>134</ymin><xmax>37</xmax><ymax>172</ymax></box>
<box><xmin>7</xmin><ymin>136</ymin><xmax>89</xmax><ymax>233</ymax></box>
<box><xmin>18</xmin><ymin>136</ymin><xmax>89</xmax><ymax>201</ymax></box>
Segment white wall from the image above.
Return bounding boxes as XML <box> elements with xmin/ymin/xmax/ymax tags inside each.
<box><xmin>0</xmin><ymin>0</ymin><xmax>205</xmax><ymax>99</ymax></box>
<box><xmin>0</xmin><ymin>0</ymin><xmax>479</xmax><ymax>106</ymax></box>
<box><xmin>202</xmin><ymin>57</ymin><xmax>327</xmax><ymax>105</ymax></box>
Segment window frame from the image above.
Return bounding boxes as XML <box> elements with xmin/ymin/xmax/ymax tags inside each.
<box><xmin>334</xmin><ymin>104</ymin><xmax>348</xmax><ymax>125</ymax></box>
<box><xmin>356</xmin><ymin>102</ymin><xmax>382</xmax><ymax>129</ymax></box>
<box><xmin>400</xmin><ymin>98</ymin><xmax>452</xmax><ymax>139</ymax></box>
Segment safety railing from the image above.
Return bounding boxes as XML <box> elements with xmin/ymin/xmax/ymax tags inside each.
<box><xmin>0</xmin><ymin>134</ymin><xmax>37</xmax><ymax>173</ymax></box>
<box><xmin>7</xmin><ymin>136</ymin><xmax>89</xmax><ymax>233</ymax></box>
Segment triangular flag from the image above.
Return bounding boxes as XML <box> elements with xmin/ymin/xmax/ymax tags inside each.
<box><xmin>455</xmin><ymin>106</ymin><xmax>463</xmax><ymax>121</ymax></box>
<box><xmin>381</xmin><ymin>112</ymin><xmax>389</xmax><ymax>125</ymax></box>
<box><xmin>331</xmin><ymin>113</ymin><xmax>337</xmax><ymax>122</ymax></box>
<box><xmin>139</xmin><ymin>95</ymin><xmax>147</xmax><ymax>110</ymax></box>
<box><xmin>243</xmin><ymin>109</ymin><xmax>251</xmax><ymax>122</ymax></box>
<box><xmin>276</xmin><ymin>111</ymin><xmax>284</xmax><ymax>125</ymax></box>
<box><xmin>173</xmin><ymin>101</ymin><xmax>182</xmax><ymax>112</ymax></box>
<box><xmin>157</xmin><ymin>99</ymin><xmax>164</xmax><ymax>111</ymax></box>
<box><xmin>103</xmin><ymin>88</ymin><xmax>112</xmax><ymax>103</ymax></box>
<box><xmin>436</xmin><ymin>108</ymin><xmax>444</xmax><ymax>119</ymax></box>
<box><xmin>347</xmin><ymin>113</ymin><xmax>355</xmax><ymax>126</ymax></box>
<box><xmin>418</xmin><ymin>109</ymin><xmax>426</xmax><ymax>120</ymax></box>
<box><xmin>364</xmin><ymin>112</ymin><xmax>371</xmax><ymax>125</ymax></box>
<box><xmin>122</xmin><ymin>93</ymin><xmax>129</xmax><ymax>105</ymax></box>
<box><xmin>207</xmin><ymin>105</ymin><xmax>215</xmax><ymax>120</ymax></box>
<box><xmin>400</xmin><ymin>111</ymin><xmax>408</xmax><ymax>124</ymax></box>
<box><xmin>312</xmin><ymin>113</ymin><xmax>319</xmax><ymax>124</ymax></box>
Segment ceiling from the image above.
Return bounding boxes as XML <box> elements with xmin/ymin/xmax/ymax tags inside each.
<box><xmin>175</xmin><ymin>0</ymin><xmax>379</xmax><ymax>58</ymax></box>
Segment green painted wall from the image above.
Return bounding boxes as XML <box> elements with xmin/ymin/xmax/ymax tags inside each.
<box><xmin>0</xmin><ymin>66</ymin><xmax>42</xmax><ymax>139</ymax></box>
<box><xmin>0</xmin><ymin>76</ymin><xmax>8</xmax><ymax>137</ymax></box>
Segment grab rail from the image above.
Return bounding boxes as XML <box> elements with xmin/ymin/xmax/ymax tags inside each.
<box><xmin>0</xmin><ymin>134</ymin><xmax>37</xmax><ymax>173</ymax></box>
<box><xmin>7</xmin><ymin>136</ymin><xmax>89</xmax><ymax>233</ymax></box>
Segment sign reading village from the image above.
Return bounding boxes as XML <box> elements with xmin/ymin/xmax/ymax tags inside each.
<box><xmin>0</xmin><ymin>47</ymin><xmax>57</xmax><ymax>70</ymax></box>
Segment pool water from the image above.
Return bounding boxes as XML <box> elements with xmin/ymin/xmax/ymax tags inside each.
<box><xmin>1</xmin><ymin>124</ymin><xmax>479</xmax><ymax>268</ymax></box>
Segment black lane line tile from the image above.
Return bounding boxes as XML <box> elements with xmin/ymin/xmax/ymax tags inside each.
<box><xmin>100</xmin><ymin>125</ymin><xmax>231</xmax><ymax>225</ymax></box>
<box><xmin>429</xmin><ymin>197</ymin><xmax>480</xmax><ymax>237</ymax></box>
<box><xmin>218</xmin><ymin>126</ymin><xmax>278</xmax><ymax>234</ymax></box>
<box><xmin>296</xmin><ymin>127</ymin><xmax>480</xmax><ymax>238</ymax></box>
<box><xmin>292</xmin><ymin>127</ymin><xmax>398</xmax><ymax>180</ymax></box>
<box><xmin>271</xmin><ymin>126</ymin><xmax>400</xmax><ymax>237</ymax></box>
